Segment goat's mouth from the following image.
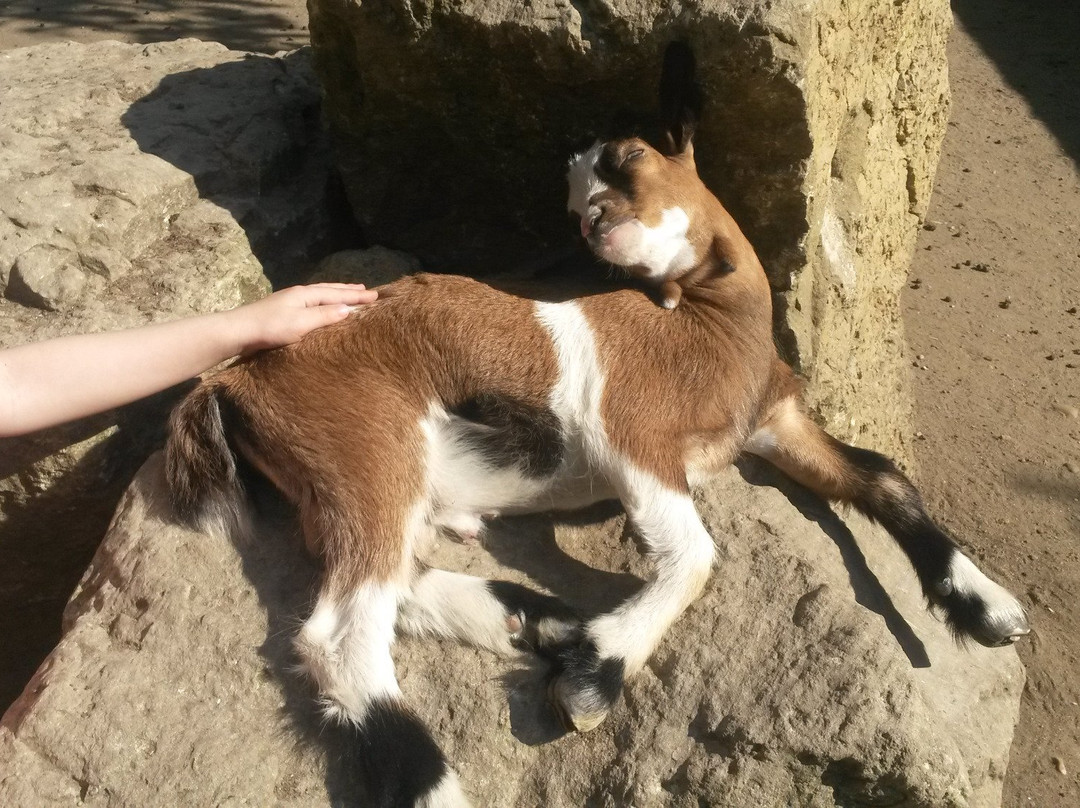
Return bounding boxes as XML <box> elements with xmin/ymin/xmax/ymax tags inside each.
<box><xmin>583</xmin><ymin>211</ymin><xmax>637</xmax><ymax>243</ymax></box>
<box><xmin>586</xmin><ymin>218</ymin><xmax>647</xmax><ymax>268</ymax></box>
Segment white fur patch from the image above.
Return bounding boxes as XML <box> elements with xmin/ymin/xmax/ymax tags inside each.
<box><xmin>398</xmin><ymin>569</ymin><xmax>519</xmax><ymax>656</ymax></box>
<box><xmin>948</xmin><ymin>553</ymin><xmax>1027</xmax><ymax>627</ymax></box>
<box><xmin>536</xmin><ymin>301</ymin><xmax>715</xmax><ymax>673</ymax></box>
<box><xmin>434</xmin><ymin>510</ymin><xmax>485</xmax><ymax>544</ymax></box>
<box><xmin>422</xmin><ymin>407</ymin><xmax>548</xmax><ymax>522</ymax></box>
<box><xmin>595</xmin><ymin>206</ymin><xmax>696</xmax><ymax>280</ymax></box>
<box><xmin>590</xmin><ymin>471</ymin><xmax>715</xmax><ymax>672</ymax></box>
<box><xmin>566</xmin><ymin>142</ymin><xmax>607</xmax><ymax>217</ymax></box>
<box><xmin>534</xmin><ymin>301</ymin><xmax>608</xmax><ymax>456</ymax></box>
<box><xmin>418</xmin><ymin>770</ymin><xmax>471</xmax><ymax>808</ymax></box>
<box><xmin>296</xmin><ymin>583</ymin><xmax>402</xmax><ymax>723</ymax></box>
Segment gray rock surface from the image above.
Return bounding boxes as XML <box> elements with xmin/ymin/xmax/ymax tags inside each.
<box><xmin>0</xmin><ymin>453</ymin><xmax>1023</xmax><ymax>806</ymax></box>
<box><xmin>0</xmin><ymin>39</ymin><xmax>346</xmax><ymax>709</ymax></box>
<box><xmin>308</xmin><ymin>0</ymin><xmax>952</xmax><ymax>457</ymax></box>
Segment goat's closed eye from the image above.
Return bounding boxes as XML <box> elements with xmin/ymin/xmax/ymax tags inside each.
<box><xmin>622</xmin><ymin>148</ymin><xmax>644</xmax><ymax>166</ymax></box>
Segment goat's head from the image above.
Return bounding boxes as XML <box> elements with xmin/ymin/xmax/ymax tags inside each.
<box><xmin>567</xmin><ymin>44</ymin><xmax>758</xmax><ymax>308</ymax></box>
<box><xmin>567</xmin><ymin>137</ymin><xmax>697</xmax><ymax>278</ymax></box>
<box><xmin>566</xmin><ymin>132</ymin><xmax>741</xmax><ymax>298</ymax></box>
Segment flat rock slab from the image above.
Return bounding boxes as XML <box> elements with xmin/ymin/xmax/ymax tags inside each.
<box><xmin>0</xmin><ymin>453</ymin><xmax>1023</xmax><ymax>806</ymax></box>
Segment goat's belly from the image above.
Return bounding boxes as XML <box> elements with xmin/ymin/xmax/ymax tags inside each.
<box><xmin>501</xmin><ymin>448</ymin><xmax>616</xmax><ymax>515</ymax></box>
<box><xmin>424</xmin><ymin>406</ymin><xmax>613</xmax><ymax>526</ymax></box>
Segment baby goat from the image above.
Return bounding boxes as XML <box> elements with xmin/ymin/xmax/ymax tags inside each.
<box><xmin>166</xmin><ymin>129</ymin><xmax>1028</xmax><ymax>807</ymax></box>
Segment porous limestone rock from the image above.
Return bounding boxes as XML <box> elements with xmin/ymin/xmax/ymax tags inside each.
<box><xmin>0</xmin><ymin>453</ymin><xmax>1023</xmax><ymax>807</ymax></box>
<box><xmin>307</xmin><ymin>0</ymin><xmax>952</xmax><ymax>456</ymax></box>
<box><xmin>0</xmin><ymin>39</ymin><xmax>350</xmax><ymax>709</ymax></box>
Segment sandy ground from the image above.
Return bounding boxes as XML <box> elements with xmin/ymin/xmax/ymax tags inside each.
<box><xmin>1</xmin><ymin>2</ymin><xmax>1076</xmax><ymax>807</ymax></box>
<box><xmin>904</xmin><ymin>4</ymin><xmax>1080</xmax><ymax>806</ymax></box>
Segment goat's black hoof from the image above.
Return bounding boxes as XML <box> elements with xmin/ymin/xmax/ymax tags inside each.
<box><xmin>545</xmin><ymin>640</ymin><xmax>624</xmax><ymax>733</ymax></box>
<box><xmin>971</xmin><ymin>610</ymin><xmax>1030</xmax><ymax>648</ymax></box>
<box><xmin>548</xmin><ymin>673</ymin><xmax>611</xmax><ymax>733</ymax></box>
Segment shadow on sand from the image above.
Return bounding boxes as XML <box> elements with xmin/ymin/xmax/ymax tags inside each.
<box><xmin>953</xmin><ymin>0</ymin><xmax>1080</xmax><ymax>166</ymax></box>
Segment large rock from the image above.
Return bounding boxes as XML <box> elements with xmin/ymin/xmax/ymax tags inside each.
<box><xmin>0</xmin><ymin>40</ymin><xmax>352</xmax><ymax>710</ymax></box>
<box><xmin>308</xmin><ymin>0</ymin><xmax>952</xmax><ymax>456</ymax></box>
<box><xmin>0</xmin><ymin>453</ymin><xmax>1023</xmax><ymax>806</ymax></box>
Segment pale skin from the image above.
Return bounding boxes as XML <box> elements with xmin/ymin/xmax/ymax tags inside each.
<box><xmin>0</xmin><ymin>283</ymin><xmax>378</xmax><ymax>438</ymax></box>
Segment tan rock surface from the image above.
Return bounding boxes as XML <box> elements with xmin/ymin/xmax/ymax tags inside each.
<box><xmin>0</xmin><ymin>453</ymin><xmax>1025</xmax><ymax>806</ymax></box>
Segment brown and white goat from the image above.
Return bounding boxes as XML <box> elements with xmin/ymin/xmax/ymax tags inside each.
<box><xmin>166</xmin><ymin>130</ymin><xmax>1028</xmax><ymax>807</ymax></box>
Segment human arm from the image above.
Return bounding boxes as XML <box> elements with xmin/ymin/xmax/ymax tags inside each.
<box><xmin>0</xmin><ymin>283</ymin><xmax>377</xmax><ymax>438</ymax></box>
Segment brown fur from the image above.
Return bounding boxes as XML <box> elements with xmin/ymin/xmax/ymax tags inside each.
<box><xmin>186</xmin><ymin>274</ymin><xmax>561</xmax><ymax>593</ymax></box>
<box><xmin>167</xmin><ymin>137</ymin><xmax>792</xmax><ymax>583</ymax></box>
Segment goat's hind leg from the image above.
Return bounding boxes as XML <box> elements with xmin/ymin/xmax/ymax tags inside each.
<box><xmin>398</xmin><ymin>567</ymin><xmax>581</xmax><ymax>657</ymax></box>
<box><xmin>296</xmin><ymin>572</ymin><xmax>471</xmax><ymax>808</ymax></box>
<box><xmin>745</xmin><ymin>396</ymin><xmax>1029</xmax><ymax>647</ymax></box>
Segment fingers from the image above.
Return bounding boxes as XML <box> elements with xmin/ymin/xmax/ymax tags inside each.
<box><xmin>285</xmin><ymin>283</ymin><xmax>379</xmax><ymax>308</ymax></box>
<box><xmin>288</xmin><ymin>302</ymin><xmax>353</xmax><ymax>337</ymax></box>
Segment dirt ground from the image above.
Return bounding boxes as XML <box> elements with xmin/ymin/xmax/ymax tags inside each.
<box><xmin>904</xmin><ymin>4</ymin><xmax>1080</xmax><ymax>806</ymax></box>
<box><xmin>1</xmin><ymin>2</ymin><xmax>1076</xmax><ymax>807</ymax></box>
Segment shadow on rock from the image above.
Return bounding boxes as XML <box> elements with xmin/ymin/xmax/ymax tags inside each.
<box><xmin>479</xmin><ymin>504</ymin><xmax>643</xmax><ymax>745</ymax></box>
<box><xmin>0</xmin><ymin>381</ymin><xmax>194</xmax><ymax>712</ymax></box>
<box><xmin>736</xmin><ymin>456</ymin><xmax>931</xmax><ymax>669</ymax></box>
<box><xmin>120</xmin><ymin>49</ymin><xmax>364</xmax><ymax>288</ymax></box>
<box><xmin>184</xmin><ymin>475</ymin><xmax>374</xmax><ymax>803</ymax></box>
<box><xmin>5</xmin><ymin>0</ymin><xmax>304</xmax><ymax>57</ymax></box>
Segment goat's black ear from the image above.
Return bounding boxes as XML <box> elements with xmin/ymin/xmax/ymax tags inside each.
<box><xmin>659</xmin><ymin>41</ymin><xmax>702</xmax><ymax>156</ymax></box>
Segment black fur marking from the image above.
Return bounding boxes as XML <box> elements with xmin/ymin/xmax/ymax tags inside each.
<box><xmin>166</xmin><ymin>385</ymin><xmax>238</xmax><ymax>526</ymax></box>
<box><xmin>451</xmin><ymin>394</ymin><xmax>564</xmax><ymax>478</ymax></box>
<box><xmin>658</xmin><ymin>41</ymin><xmax>702</xmax><ymax>154</ymax></box>
<box><xmin>817</xmin><ymin>439</ymin><xmax>1027</xmax><ymax>646</ymax></box>
<box><xmin>550</xmin><ymin>639</ymin><xmax>625</xmax><ymax>710</ymax></box>
<box><xmin>934</xmin><ymin>586</ymin><xmax>1016</xmax><ymax>647</ymax></box>
<box><xmin>835</xmin><ymin>442</ymin><xmax>956</xmax><ymax>586</ymax></box>
<box><xmin>831</xmin><ymin>441</ymin><xmax>1013</xmax><ymax>642</ymax></box>
<box><xmin>344</xmin><ymin>698</ymin><xmax>449</xmax><ymax>808</ymax></box>
<box><xmin>594</xmin><ymin>143</ymin><xmax>637</xmax><ymax>197</ymax></box>
<box><xmin>487</xmin><ymin>580</ymin><xmax>581</xmax><ymax>655</ymax></box>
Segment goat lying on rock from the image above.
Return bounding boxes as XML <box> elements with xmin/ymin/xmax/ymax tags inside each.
<box><xmin>165</xmin><ymin>124</ymin><xmax>1028</xmax><ymax>807</ymax></box>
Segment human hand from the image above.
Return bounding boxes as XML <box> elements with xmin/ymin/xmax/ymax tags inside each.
<box><xmin>231</xmin><ymin>283</ymin><xmax>379</xmax><ymax>353</ymax></box>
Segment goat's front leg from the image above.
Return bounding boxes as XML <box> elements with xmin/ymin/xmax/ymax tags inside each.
<box><xmin>549</xmin><ymin>466</ymin><xmax>715</xmax><ymax>732</ymax></box>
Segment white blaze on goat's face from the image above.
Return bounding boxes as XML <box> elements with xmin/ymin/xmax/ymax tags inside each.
<box><xmin>567</xmin><ymin>138</ymin><xmax>700</xmax><ymax>281</ymax></box>
<box><xmin>567</xmin><ymin>142</ymin><xmax>608</xmax><ymax>226</ymax></box>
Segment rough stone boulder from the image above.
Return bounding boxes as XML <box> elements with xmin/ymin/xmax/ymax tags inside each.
<box><xmin>0</xmin><ymin>40</ymin><xmax>349</xmax><ymax>707</ymax></box>
<box><xmin>308</xmin><ymin>0</ymin><xmax>952</xmax><ymax>455</ymax></box>
<box><xmin>0</xmin><ymin>452</ymin><xmax>1022</xmax><ymax>806</ymax></box>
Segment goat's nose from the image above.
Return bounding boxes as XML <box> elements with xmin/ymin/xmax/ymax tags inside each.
<box><xmin>581</xmin><ymin>204</ymin><xmax>603</xmax><ymax>238</ymax></box>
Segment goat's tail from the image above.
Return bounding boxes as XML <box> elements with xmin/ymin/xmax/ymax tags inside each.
<box><xmin>165</xmin><ymin>382</ymin><xmax>251</xmax><ymax>543</ymax></box>
<box><xmin>745</xmin><ymin>373</ymin><xmax>1028</xmax><ymax>648</ymax></box>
